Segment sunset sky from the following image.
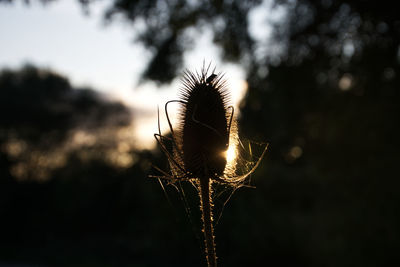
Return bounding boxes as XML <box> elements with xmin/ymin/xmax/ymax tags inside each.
<box><xmin>0</xmin><ymin>0</ymin><xmax>274</xmax><ymax>148</ymax></box>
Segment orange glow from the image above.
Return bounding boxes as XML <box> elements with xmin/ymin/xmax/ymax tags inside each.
<box><xmin>223</xmin><ymin>134</ymin><xmax>239</xmax><ymax>177</ymax></box>
<box><xmin>225</xmin><ymin>143</ymin><xmax>237</xmax><ymax>165</ymax></box>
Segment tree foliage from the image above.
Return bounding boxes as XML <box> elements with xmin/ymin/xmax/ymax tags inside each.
<box><xmin>1</xmin><ymin>0</ymin><xmax>399</xmax><ymax>266</ymax></box>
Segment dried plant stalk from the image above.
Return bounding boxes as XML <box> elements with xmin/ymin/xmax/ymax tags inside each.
<box><xmin>179</xmin><ymin>66</ymin><xmax>228</xmax><ymax>267</ymax></box>
<box><xmin>199</xmin><ymin>176</ymin><xmax>216</xmax><ymax>266</ymax></box>
<box><xmin>151</xmin><ymin>64</ymin><xmax>268</xmax><ymax>267</ymax></box>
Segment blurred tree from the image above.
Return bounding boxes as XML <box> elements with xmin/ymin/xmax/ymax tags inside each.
<box><xmin>102</xmin><ymin>0</ymin><xmax>263</xmax><ymax>82</ymax></box>
<box><xmin>0</xmin><ymin>65</ymin><xmax>130</xmax><ymax>141</ymax></box>
<box><xmin>0</xmin><ymin>65</ymin><xmax>132</xmax><ymax>180</ymax></box>
<box><xmin>93</xmin><ymin>0</ymin><xmax>400</xmax><ymax>266</ymax></box>
<box><xmin>1</xmin><ymin>0</ymin><xmax>400</xmax><ymax>266</ymax></box>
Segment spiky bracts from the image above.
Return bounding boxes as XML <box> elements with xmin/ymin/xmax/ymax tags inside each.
<box><xmin>151</xmin><ymin>64</ymin><xmax>268</xmax><ymax>267</ymax></box>
<box><xmin>178</xmin><ymin>68</ymin><xmax>231</xmax><ymax>178</ymax></box>
<box><xmin>178</xmin><ymin>66</ymin><xmax>231</xmax><ymax>267</ymax></box>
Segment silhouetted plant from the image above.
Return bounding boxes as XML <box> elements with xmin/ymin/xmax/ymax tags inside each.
<box><xmin>151</xmin><ymin>64</ymin><xmax>267</xmax><ymax>266</ymax></box>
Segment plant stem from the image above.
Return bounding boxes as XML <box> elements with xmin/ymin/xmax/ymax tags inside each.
<box><xmin>199</xmin><ymin>176</ymin><xmax>217</xmax><ymax>267</ymax></box>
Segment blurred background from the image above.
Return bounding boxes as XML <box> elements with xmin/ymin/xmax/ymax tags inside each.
<box><xmin>0</xmin><ymin>0</ymin><xmax>399</xmax><ymax>266</ymax></box>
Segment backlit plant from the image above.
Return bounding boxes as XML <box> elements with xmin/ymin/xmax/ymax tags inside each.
<box><xmin>151</xmin><ymin>64</ymin><xmax>267</xmax><ymax>267</ymax></box>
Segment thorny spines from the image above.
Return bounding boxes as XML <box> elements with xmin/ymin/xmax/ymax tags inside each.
<box><xmin>177</xmin><ymin>65</ymin><xmax>232</xmax><ymax>179</ymax></box>
<box><xmin>179</xmin><ymin>70</ymin><xmax>231</xmax><ymax>111</ymax></box>
<box><xmin>199</xmin><ymin>177</ymin><xmax>217</xmax><ymax>267</ymax></box>
<box><xmin>150</xmin><ymin>63</ymin><xmax>268</xmax><ymax>267</ymax></box>
<box><xmin>151</xmin><ymin>62</ymin><xmax>269</xmax><ymax>186</ymax></box>
<box><xmin>179</xmin><ymin>65</ymin><xmax>228</xmax><ymax>266</ymax></box>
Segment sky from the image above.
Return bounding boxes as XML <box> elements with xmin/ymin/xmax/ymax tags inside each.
<box><xmin>0</xmin><ymin>1</ymin><xmax>148</xmax><ymax>99</ymax></box>
<box><xmin>0</xmin><ymin>1</ymin><xmax>272</xmax><ymax>149</ymax></box>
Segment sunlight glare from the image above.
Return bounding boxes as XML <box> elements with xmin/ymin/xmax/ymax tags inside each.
<box><xmin>225</xmin><ymin>143</ymin><xmax>237</xmax><ymax>165</ymax></box>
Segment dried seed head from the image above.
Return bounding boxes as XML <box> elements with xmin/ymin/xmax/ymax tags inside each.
<box><xmin>178</xmin><ymin>67</ymin><xmax>231</xmax><ymax>178</ymax></box>
<box><xmin>151</xmin><ymin>65</ymin><xmax>268</xmax><ymax>267</ymax></box>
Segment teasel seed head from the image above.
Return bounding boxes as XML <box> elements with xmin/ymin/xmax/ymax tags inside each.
<box><xmin>178</xmin><ymin>67</ymin><xmax>231</xmax><ymax>178</ymax></box>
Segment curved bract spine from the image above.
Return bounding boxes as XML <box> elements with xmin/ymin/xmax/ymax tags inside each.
<box><xmin>150</xmin><ymin>63</ymin><xmax>268</xmax><ymax>267</ymax></box>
